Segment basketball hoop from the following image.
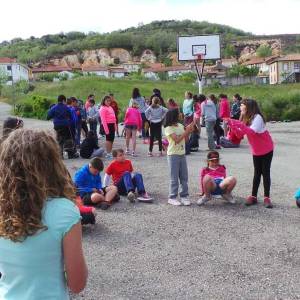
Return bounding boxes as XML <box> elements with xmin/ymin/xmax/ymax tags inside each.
<box><xmin>195</xmin><ymin>54</ymin><xmax>205</xmax><ymax>61</ymax></box>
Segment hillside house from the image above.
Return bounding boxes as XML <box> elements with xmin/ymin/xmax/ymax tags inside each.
<box><xmin>143</xmin><ymin>65</ymin><xmax>192</xmax><ymax>80</ymax></box>
<box><xmin>121</xmin><ymin>62</ymin><xmax>141</xmax><ymax>73</ymax></box>
<box><xmin>0</xmin><ymin>57</ymin><xmax>30</xmax><ymax>85</ymax></box>
<box><xmin>32</xmin><ymin>65</ymin><xmax>73</xmax><ymax>80</ymax></box>
<box><xmin>267</xmin><ymin>54</ymin><xmax>300</xmax><ymax>84</ymax></box>
<box><xmin>220</xmin><ymin>58</ymin><xmax>238</xmax><ymax>68</ymax></box>
<box><xmin>82</xmin><ymin>65</ymin><xmax>110</xmax><ymax>77</ymax></box>
<box><xmin>110</xmin><ymin>67</ymin><xmax>128</xmax><ymax>78</ymax></box>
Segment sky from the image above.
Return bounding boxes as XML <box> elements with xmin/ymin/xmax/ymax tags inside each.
<box><xmin>1</xmin><ymin>0</ymin><xmax>299</xmax><ymax>42</ymax></box>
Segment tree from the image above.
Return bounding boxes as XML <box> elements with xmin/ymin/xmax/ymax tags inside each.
<box><xmin>223</xmin><ymin>44</ymin><xmax>236</xmax><ymax>58</ymax></box>
<box><xmin>256</xmin><ymin>44</ymin><xmax>272</xmax><ymax>58</ymax></box>
<box><xmin>0</xmin><ymin>69</ymin><xmax>8</xmax><ymax>95</ymax></box>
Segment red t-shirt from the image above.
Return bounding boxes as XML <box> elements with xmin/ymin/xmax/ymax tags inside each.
<box><xmin>106</xmin><ymin>159</ymin><xmax>133</xmax><ymax>184</ymax></box>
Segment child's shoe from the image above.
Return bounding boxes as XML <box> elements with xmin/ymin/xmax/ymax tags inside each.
<box><xmin>168</xmin><ymin>198</ymin><xmax>182</xmax><ymax>206</ymax></box>
<box><xmin>125</xmin><ymin>148</ymin><xmax>130</xmax><ymax>154</ymax></box>
<box><xmin>131</xmin><ymin>151</ymin><xmax>137</xmax><ymax>157</ymax></box>
<box><xmin>180</xmin><ymin>197</ymin><xmax>191</xmax><ymax>206</ymax></box>
<box><xmin>215</xmin><ymin>145</ymin><xmax>221</xmax><ymax>150</ymax></box>
<box><xmin>148</xmin><ymin>152</ymin><xmax>153</xmax><ymax>157</ymax></box>
<box><xmin>137</xmin><ymin>192</ymin><xmax>153</xmax><ymax>203</ymax></box>
<box><xmin>98</xmin><ymin>202</ymin><xmax>111</xmax><ymax>210</ymax></box>
<box><xmin>263</xmin><ymin>197</ymin><xmax>273</xmax><ymax>209</ymax></box>
<box><xmin>127</xmin><ymin>191</ymin><xmax>136</xmax><ymax>203</ymax></box>
<box><xmin>222</xmin><ymin>193</ymin><xmax>236</xmax><ymax>204</ymax></box>
<box><xmin>245</xmin><ymin>195</ymin><xmax>258</xmax><ymax>206</ymax></box>
<box><xmin>197</xmin><ymin>195</ymin><xmax>211</xmax><ymax>206</ymax></box>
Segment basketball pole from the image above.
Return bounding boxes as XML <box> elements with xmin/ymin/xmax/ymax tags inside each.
<box><xmin>194</xmin><ymin>59</ymin><xmax>205</xmax><ymax>94</ymax></box>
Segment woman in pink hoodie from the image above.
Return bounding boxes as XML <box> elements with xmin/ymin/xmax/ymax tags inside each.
<box><xmin>219</xmin><ymin>94</ymin><xmax>230</xmax><ymax>136</ymax></box>
<box><xmin>226</xmin><ymin>99</ymin><xmax>274</xmax><ymax>208</ymax></box>
<box><xmin>99</xmin><ymin>95</ymin><xmax>117</xmax><ymax>159</ymax></box>
<box><xmin>124</xmin><ymin>101</ymin><xmax>142</xmax><ymax>156</ymax></box>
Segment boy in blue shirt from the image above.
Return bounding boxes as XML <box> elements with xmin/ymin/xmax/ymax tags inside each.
<box><xmin>74</xmin><ymin>157</ymin><xmax>118</xmax><ymax>209</ymax></box>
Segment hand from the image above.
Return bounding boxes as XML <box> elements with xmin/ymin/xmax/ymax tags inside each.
<box><xmin>186</xmin><ymin>123</ymin><xmax>194</xmax><ymax>133</ymax></box>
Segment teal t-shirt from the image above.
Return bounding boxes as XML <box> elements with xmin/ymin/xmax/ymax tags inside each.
<box><xmin>0</xmin><ymin>198</ymin><xmax>81</xmax><ymax>300</ymax></box>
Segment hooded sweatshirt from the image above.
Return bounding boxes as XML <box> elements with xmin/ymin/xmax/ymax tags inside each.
<box><xmin>201</xmin><ymin>99</ymin><xmax>217</xmax><ymax>122</ymax></box>
<box><xmin>145</xmin><ymin>106</ymin><xmax>168</xmax><ymax>123</ymax></box>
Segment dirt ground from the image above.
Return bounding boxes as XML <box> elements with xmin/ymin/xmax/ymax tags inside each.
<box><xmin>1</xmin><ymin>103</ymin><xmax>300</xmax><ymax>300</ymax></box>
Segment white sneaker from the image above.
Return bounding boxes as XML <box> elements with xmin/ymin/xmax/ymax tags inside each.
<box><xmin>168</xmin><ymin>198</ymin><xmax>182</xmax><ymax>206</ymax></box>
<box><xmin>180</xmin><ymin>197</ymin><xmax>191</xmax><ymax>206</ymax></box>
<box><xmin>222</xmin><ymin>193</ymin><xmax>236</xmax><ymax>204</ymax></box>
<box><xmin>197</xmin><ymin>195</ymin><xmax>211</xmax><ymax>206</ymax></box>
<box><xmin>137</xmin><ymin>192</ymin><xmax>153</xmax><ymax>203</ymax></box>
<box><xmin>127</xmin><ymin>191</ymin><xmax>136</xmax><ymax>203</ymax></box>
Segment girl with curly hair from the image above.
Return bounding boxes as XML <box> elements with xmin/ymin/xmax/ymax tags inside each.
<box><xmin>0</xmin><ymin>129</ymin><xmax>87</xmax><ymax>299</ymax></box>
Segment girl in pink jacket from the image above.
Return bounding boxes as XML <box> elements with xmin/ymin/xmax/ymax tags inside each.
<box><xmin>226</xmin><ymin>99</ymin><xmax>274</xmax><ymax>208</ymax></box>
<box><xmin>219</xmin><ymin>94</ymin><xmax>230</xmax><ymax>136</ymax></box>
<box><xmin>99</xmin><ymin>95</ymin><xmax>117</xmax><ymax>159</ymax></box>
<box><xmin>124</xmin><ymin>101</ymin><xmax>142</xmax><ymax>156</ymax></box>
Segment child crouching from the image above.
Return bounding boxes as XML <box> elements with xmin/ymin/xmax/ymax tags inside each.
<box><xmin>197</xmin><ymin>151</ymin><xmax>237</xmax><ymax>205</ymax></box>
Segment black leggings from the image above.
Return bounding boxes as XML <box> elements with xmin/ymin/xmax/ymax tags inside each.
<box><xmin>149</xmin><ymin>122</ymin><xmax>162</xmax><ymax>152</ymax></box>
<box><xmin>252</xmin><ymin>151</ymin><xmax>273</xmax><ymax>197</ymax></box>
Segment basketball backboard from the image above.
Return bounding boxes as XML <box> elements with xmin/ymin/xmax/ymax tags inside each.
<box><xmin>177</xmin><ymin>34</ymin><xmax>221</xmax><ymax>61</ymax></box>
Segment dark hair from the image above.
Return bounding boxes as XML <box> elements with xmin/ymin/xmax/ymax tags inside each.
<box><xmin>234</xmin><ymin>93</ymin><xmax>242</xmax><ymax>101</ymax></box>
<box><xmin>112</xmin><ymin>148</ymin><xmax>124</xmax><ymax>158</ymax></box>
<box><xmin>109</xmin><ymin>93</ymin><xmax>114</xmax><ymax>96</ymax></box>
<box><xmin>2</xmin><ymin>117</ymin><xmax>24</xmax><ymax>139</ymax></box>
<box><xmin>209</xmin><ymin>94</ymin><xmax>218</xmax><ymax>104</ymax></box>
<box><xmin>90</xmin><ymin>157</ymin><xmax>104</xmax><ymax>171</ymax></box>
<box><xmin>153</xmin><ymin>88</ymin><xmax>161</xmax><ymax>96</ymax></box>
<box><xmin>164</xmin><ymin>109</ymin><xmax>179</xmax><ymax>127</ymax></box>
<box><xmin>240</xmin><ymin>98</ymin><xmax>266</xmax><ymax>125</ymax></box>
<box><xmin>132</xmin><ymin>88</ymin><xmax>141</xmax><ymax>99</ymax></box>
<box><xmin>66</xmin><ymin>98</ymin><xmax>72</xmax><ymax>105</ymax></box>
<box><xmin>88</xmin><ymin>94</ymin><xmax>94</xmax><ymax>99</ymax></box>
<box><xmin>219</xmin><ymin>94</ymin><xmax>227</xmax><ymax>99</ymax></box>
<box><xmin>101</xmin><ymin>95</ymin><xmax>111</xmax><ymax>106</ymax></box>
<box><xmin>89</xmin><ymin>99</ymin><xmax>95</xmax><ymax>105</ymax></box>
<box><xmin>198</xmin><ymin>94</ymin><xmax>206</xmax><ymax>102</ymax></box>
<box><xmin>70</xmin><ymin>97</ymin><xmax>77</xmax><ymax>103</ymax></box>
<box><xmin>57</xmin><ymin>95</ymin><xmax>66</xmax><ymax>103</ymax></box>
<box><xmin>207</xmin><ymin>150</ymin><xmax>219</xmax><ymax>160</ymax></box>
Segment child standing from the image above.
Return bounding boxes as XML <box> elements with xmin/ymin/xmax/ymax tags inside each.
<box><xmin>164</xmin><ymin>109</ymin><xmax>194</xmax><ymax>206</ymax></box>
<box><xmin>226</xmin><ymin>98</ymin><xmax>274</xmax><ymax>208</ymax></box>
<box><xmin>145</xmin><ymin>96</ymin><xmax>168</xmax><ymax>157</ymax></box>
<box><xmin>124</xmin><ymin>101</ymin><xmax>142</xmax><ymax>156</ymax></box>
<box><xmin>182</xmin><ymin>91</ymin><xmax>194</xmax><ymax>126</ymax></box>
<box><xmin>197</xmin><ymin>151</ymin><xmax>237</xmax><ymax>205</ymax></box>
<box><xmin>104</xmin><ymin>149</ymin><xmax>153</xmax><ymax>202</ymax></box>
<box><xmin>201</xmin><ymin>95</ymin><xmax>217</xmax><ymax>150</ymax></box>
<box><xmin>87</xmin><ymin>99</ymin><xmax>98</xmax><ymax>136</ymax></box>
<box><xmin>219</xmin><ymin>94</ymin><xmax>230</xmax><ymax>136</ymax></box>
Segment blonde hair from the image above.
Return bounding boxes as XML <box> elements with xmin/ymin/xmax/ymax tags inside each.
<box><xmin>0</xmin><ymin>129</ymin><xmax>76</xmax><ymax>242</ymax></box>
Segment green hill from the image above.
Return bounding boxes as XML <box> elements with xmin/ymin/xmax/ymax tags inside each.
<box><xmin>0</xmin><ymin>20</ymin><xmax>251</xmax><ymax>64</ymax></box>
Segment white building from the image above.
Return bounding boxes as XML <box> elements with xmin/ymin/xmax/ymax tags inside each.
<box><xmin>121</xmin><ymin>62</ymin><xmax>141</xmax><ymax>73</ymax></box>
<box><xmin>142</xmin><ymin>65</ymin><xmax>192</xmax><ymax>80</ymax></box>
<box><xmin>82</xmin><ymin>65</ymin><xmax>110</xmax><ymax>77</ymax></box>
<box><xmin>0</xmin><ymin>57</ymin><xmax>30</xmax><ymax>85</ymax></box>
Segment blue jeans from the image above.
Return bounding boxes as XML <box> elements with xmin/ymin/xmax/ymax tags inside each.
<box><xmin>116</xmin><ymin>172</ymin><xmax>145</xmax><ymax>195</ymax></box>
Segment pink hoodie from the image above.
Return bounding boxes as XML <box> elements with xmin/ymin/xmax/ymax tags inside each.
<box><xmin>200</xmin><ymin>165</ymin><xmax>226</xmax><ymax>194</ymax></box>
<box><xmin>227</xmin><ymin>118</ymin><xmax>274</xmax><ymax>156</ymax></box>
<box><xmin>99</xmin><ymin>105</ymin><xmax>117</xmax><ymax>135</ymax></box>
<box><xmin>219</xmin><ymin>98</ymin><xmax>230</xmax><ymax>119</ymax></box>
<box><xmin>124</xmin><ymin>107</ymin><xmax>142</xmax><ymax>130</ymax></box>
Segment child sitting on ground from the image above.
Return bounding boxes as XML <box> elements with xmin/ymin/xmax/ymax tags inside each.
<box><xmin>197</xmin><ymin>151</ymin><xmax>237</xmax><ymax>205</ymax></box>
<box><xmin>76</xmin><ymin>195</ymin><xmax>96</xmax><ymax>225</ymax></box>
<box><xmin>219</xmin><ymin>127</ymin><xmax>242</xmax><ymax>148</ymax></box>
<box><xmin>80</xmin><ymin>131</ymin><xmax>105</xmax><ymax>159</ymax></box>
<box><xmin>103</xmin><ymin>149</ymin><xmax>153</xmax><ymax>202</ymax></box>
<box><xmin>74</xmin><ymin>157</ymin><xmax>118</xmax><ymax>210</ymax></box>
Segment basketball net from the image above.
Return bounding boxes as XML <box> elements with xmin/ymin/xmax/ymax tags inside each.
<box><xmin>193</xmin><ymin>54</ymin><xmax>206</xmax><ymax>94</ymax></box>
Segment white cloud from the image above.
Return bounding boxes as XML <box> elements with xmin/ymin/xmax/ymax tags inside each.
<box><xmin>0</xmin><ymin>0</ymin><xmax>299</xmax><ymax>41</ymax></box>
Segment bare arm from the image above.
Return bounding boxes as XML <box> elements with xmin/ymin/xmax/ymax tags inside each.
<box><xmin>63</xmin><ymin>222</ymin><xmax>88</xmax><ymax>294</ymax></box>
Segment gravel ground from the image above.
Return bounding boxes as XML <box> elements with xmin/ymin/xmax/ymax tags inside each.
<box><xmin>1</xmin><ymin>103</ymin><xmax>300</xmax><ymax>300</ymax></box>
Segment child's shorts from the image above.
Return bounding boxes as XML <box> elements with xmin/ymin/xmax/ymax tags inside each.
<box><xmin>82</xmin><ymin>187</ymin><xmax>107</xmax><ymax>205</ymax></box>
<box><xmin>211</xmin><ymin>178</ymin><xmax>224</xmax><ymax>196</ymax></box>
